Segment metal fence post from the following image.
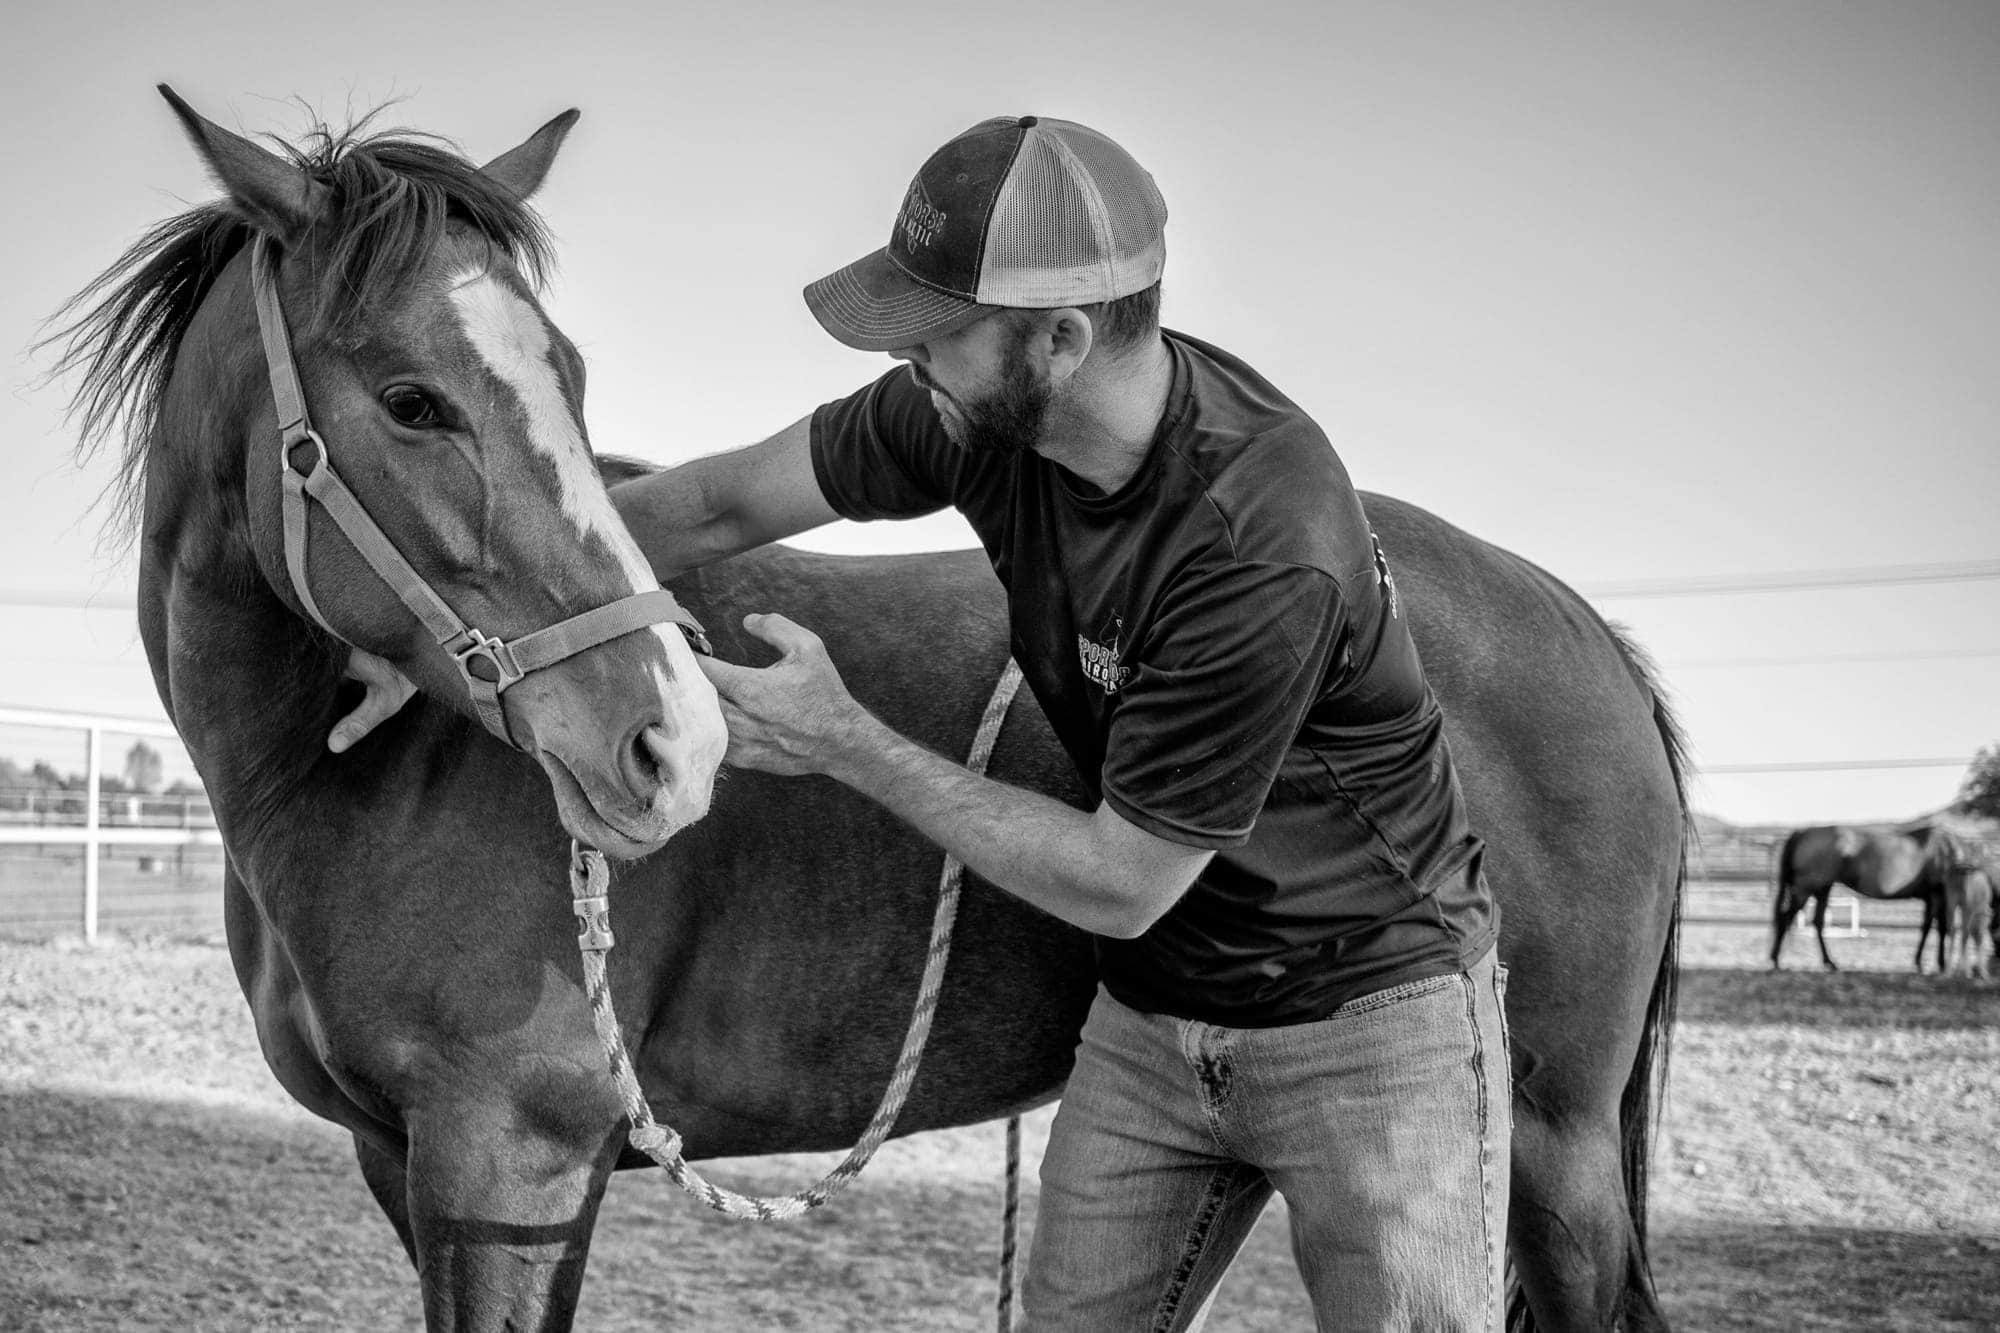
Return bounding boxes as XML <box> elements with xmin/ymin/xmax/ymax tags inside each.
<box><xmin>83</xmin><ymin>726</ymin><xmax>102</xmax><ymax>944</ymax></box>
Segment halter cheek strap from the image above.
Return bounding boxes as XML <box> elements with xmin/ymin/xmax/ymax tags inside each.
<box><xmin>246</xmin><ymin>235</ymin><xmax>712</xmax><ymax>749</ymax></box>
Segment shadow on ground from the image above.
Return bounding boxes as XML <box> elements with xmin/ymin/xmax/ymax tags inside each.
<box><xmin>9</xmin><ymin>1085</ymin><xmax>1997</xmax><ymax>1330</ymax></box>
<box><xmin>1676</xmin><ymin>966</ymin><xmax>2000</xmax><ymax>1030</ymax></box>
<box><xmin>0</xmin><ymin>1088</ymin><xmax>1318</xmax><ymax>1331</ymax></box>
<box><xmin>1656</xmin><ymin>1221</ymin><xmax>2000</xmax><ymax>1332</ymax></box>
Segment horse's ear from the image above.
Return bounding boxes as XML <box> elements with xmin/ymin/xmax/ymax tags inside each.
<box><xmin>480</xmin><ymin>109</ymin><xmax>581</xmax><ymax>202</ymax></box>
<box><xmin>158</xmin><ymin>84</ymin><xmax>327</xmax><ymax>246</ymax></box>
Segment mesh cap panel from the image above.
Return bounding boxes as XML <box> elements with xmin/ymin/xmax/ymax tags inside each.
<box><xmin>976</xmin><ymin>119</ymin><xmax>1166</xmax><ymax>307</ymax></box>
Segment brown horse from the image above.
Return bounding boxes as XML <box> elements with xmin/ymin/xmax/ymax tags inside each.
<box><xmin>55</xmin><ymin>92</ymin><xmax>1688</xmax><ymax>1331</ymax></box>
<box><xmin>1769</xmin><ymin>824</ymin><xmax>1958</xmax><ymax>971</ymax></box>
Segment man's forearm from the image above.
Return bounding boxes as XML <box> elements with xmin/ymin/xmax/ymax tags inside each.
<box><xmin>609</xmin><ymin>464</ymin><xmax>738</xmax><ymax>583</ymax></box>
<box><xmin>608</xmin><ymin>415</ymin><xmax>834</xmax><ymax>584</ymax></box>
<box><xmin>823</xmin><ymin>714</ymin><xmax>1159</xmax><ymax>938</ymax></box>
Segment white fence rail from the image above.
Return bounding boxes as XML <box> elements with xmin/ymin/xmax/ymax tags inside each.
<box><xmin>0</xmin><ymin>705</ymin><xmax>215</xmax><ymax>942</ymax></box>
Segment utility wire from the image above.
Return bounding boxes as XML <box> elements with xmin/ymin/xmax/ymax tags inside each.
<box><xmin>0</xmin><ymin>589</ymin><xmax>136</xmax><ymax>610</ymax></box>
<box><xmin>1577</xmin><ymin>557</ymin><xmax>2000</xmax><ymax>599</ymax></box>
<box><xmin>1699</xmin><ymin>757</ymin><xmax>1972</xmax><ymax>775</ymax></box>
<box><xmin>1672</xmin><ymin>648</ymin><xmax>2000</xmax><ymax>669</ymax></box>
<box><xmin>6</xmin><ymin>556</ymin><xmax>2000</xmax><ymax>610</ymax></box>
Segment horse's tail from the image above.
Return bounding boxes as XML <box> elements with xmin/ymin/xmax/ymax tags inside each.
<box><xmin>1776</xmin><ymin>828</ymin><xmax>1803</xmax><ymax>895</ymax></box>
<box><xmin>1623</xmin><ymin>677</ymin><xmax>1687</xmax><ymax>1325</ymax></box>
<box><xmin>1589</xmin><ymin>624</ymin><xmax>1688</xmax><ymax>1328</ymax></box>
<box><xmin>1770</xmin><ymin>828</ymin><xmax>1807</xmax><ymax>947</ymax></box>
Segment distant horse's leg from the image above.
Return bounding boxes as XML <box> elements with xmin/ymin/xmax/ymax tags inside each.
<box><xmin>1507</xmin><ymin>1105</ymin><xmax>1667</xmax><ymax>1332</ymax></box>
<box><xmin>402</xmin><ymin>1103</ymin><xmax>620</xmax><ymax>1332</ymax></box>
<box><xmin>354</xmin><ymin>1133</ymin><xmax>419</xmax><ymax>1268</ymax></box>
<box><xmin>1768</xmin><ymin>894</ymin><xmax>1803</xmax><ymax>970</ymax></box>
<box><xmin>1973</xmin><ymin>896</ymin><xmax>1994</xmax><ymax>981</ymax></box>
<box><xmin>1810</xmin><ymin>891</ymin><xmax>1839</xmax><ymax>971</ymax></box>
<box><xmin>1910</xmin><ymin>893</ymin><xmax>1930</xmax><ymax>973</ymax></box>
<box><xmin>1925</xmin><ymin>890</ymin><xmax>1947</xmax><ymax>973</ymax></box>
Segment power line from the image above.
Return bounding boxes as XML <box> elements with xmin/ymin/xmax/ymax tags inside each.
<box><xmin>11</xmin><ymin>555</ymin><xmax>2000</xmax><ymax>611</ymax></box>
<box><xmin>1577</xmin><ymin>557</ymin><xmax>2000</xmax><ymax>600</ymax></box>
<box><xmin>0</xmin><ymin>589</ymin><xmax>136</xmax><ymax>611</ymax></box>
<box><xmin>1699</xmin><ymin>757</ymin><xmax>1972</xmax><ymax>775</ymax></box>
<box><xmin>1671</xmin><ymin>648</ymin><xmax>2000</xmax><ymax>669</ymax></box>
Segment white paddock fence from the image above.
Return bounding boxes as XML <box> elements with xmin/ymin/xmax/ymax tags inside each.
<box><xmin>0</xmin><ymin>706</ymin><xmax>220</xmax><ymax>941</ymax></box>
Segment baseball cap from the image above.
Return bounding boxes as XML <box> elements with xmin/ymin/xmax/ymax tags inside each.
<box><xmin>804</xmin><ymin>115</ymin><xmax>1168</xmax><ymax>352</ymax></box>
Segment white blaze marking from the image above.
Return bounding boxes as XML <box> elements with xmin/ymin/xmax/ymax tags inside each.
<box><xmin>448</xmin><ymin>271</ymin><xmax>656</xmax><ymax>595</ymax></box>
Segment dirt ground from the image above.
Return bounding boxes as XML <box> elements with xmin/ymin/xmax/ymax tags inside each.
<box><xmin>3</xmin><ymin>896</ymin><xmax>1997</xmax><ymax>1330</ymax></box>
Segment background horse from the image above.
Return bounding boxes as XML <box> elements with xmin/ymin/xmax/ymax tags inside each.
<box><xmin>1769</xmin><ymin>824</ymin><xmax>1959</xmax><ymax>972</ymax></box>
<box><xmin>1944</xmin><ymin>862</ymin><xmax>1994</xmax><ymax>979</ymax></box>
<box><xmin>57</xmin><ymin>93</ymin><xmax>1687</xmax><ymax>1332</ymax></box>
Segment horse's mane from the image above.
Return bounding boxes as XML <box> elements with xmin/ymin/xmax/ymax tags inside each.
<box><xmin>42</xmin><ymin>108</ymin><xmax>557</xmax><ymax>545</ymax></box>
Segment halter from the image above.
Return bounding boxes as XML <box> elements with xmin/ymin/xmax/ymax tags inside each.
<box><xmin>246</xmin><ymin>234</ymin><xmax>711</xmax><ymax>749</ymax></box>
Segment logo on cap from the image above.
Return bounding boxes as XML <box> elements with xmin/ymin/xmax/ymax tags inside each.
<box><xmin>899</xmin><ymin>178</ymin><xmax>946</xmax><ymax>251</ymax></box>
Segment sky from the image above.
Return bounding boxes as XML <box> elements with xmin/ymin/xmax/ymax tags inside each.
<box><xmin>2</xmin><ymin>0</ymin><xmax>1996</xmax><ymax>826</ymax></box>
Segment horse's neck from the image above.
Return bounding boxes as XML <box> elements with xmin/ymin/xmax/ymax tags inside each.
<box><xmin>144</xmin><ymin>538</ymin><xmax>348</xmax><ymax>853</ymax></box>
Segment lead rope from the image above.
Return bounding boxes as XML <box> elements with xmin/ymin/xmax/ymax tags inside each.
<box><xmin>571</xmin><ymin>660</ymin><xmax>1028</xmax><ymax>1322</ymax></box>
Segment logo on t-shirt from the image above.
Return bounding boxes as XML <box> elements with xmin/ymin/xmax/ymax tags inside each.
<box><xmin>1372</xmin><ymin>533</ymin><xmax>1401</xmax><ymax>620</ymax></box>
<box><xmin>1078</xmin><ymin>612</ymin><xmax>1130</xmax><ymax>694</ymax></box>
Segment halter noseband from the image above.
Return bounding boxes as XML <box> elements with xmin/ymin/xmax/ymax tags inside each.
<box><xmin>246</xmin><ymin>234</ymin><xmax>711</xmax><ymax>750</ymax></box>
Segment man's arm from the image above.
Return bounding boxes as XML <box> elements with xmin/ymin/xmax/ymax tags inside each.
<box><xmin>701</xmin><ymin>613</ymin><xmax>1214</xmax><ymax>938</ymax></box>
<box><xmin>611</xmin><ymin>413</ymin><xmax>839</xmax><ymax>582</ymax></box>
<box><xmin>329</xmin><ymin>413</ymin><xmax>839</xmax><ymax>750</ymax></box>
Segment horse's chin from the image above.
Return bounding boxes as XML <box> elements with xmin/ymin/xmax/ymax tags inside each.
<box><xmin>533</xmin><ymin>750</ymin><xmax>681</xmax><ymax>861</ymax></box>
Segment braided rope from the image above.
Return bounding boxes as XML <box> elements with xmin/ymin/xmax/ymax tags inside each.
<box><xmin>998</xmin><ymin>1113</ymin><xmax>1023</xmax><ymax>1331</ymax></box>
<box><xmin>572</xmin><ymin>658</ymin><xmax>1025</xmax><ymax>1222</ymax></box>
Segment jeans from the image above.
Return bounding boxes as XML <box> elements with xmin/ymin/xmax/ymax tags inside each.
<box><xmin>1021</xmin><ymin>949</ymin><xmax>1511</xmax><ymax>1332</ymax></box>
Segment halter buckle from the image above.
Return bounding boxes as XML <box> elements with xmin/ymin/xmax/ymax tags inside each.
<box><xmin>447</xmin><ymin>629</ymin><xmax>525</xmax><ymax>692</ymax></box>
<box><xmin>282</xmin><ymin>426</ymin><xmax>328</xmax><ymax>478</ymax></box>
<box><xmin>676</xmin><ymin>619</ymin><xmax>714</xmax><ymax>658</ymax></box>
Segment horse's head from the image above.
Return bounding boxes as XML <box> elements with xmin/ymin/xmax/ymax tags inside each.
<box><xmin>1912</xmin><ymin>824</ymin><xmax>1966</xmax><ymax>879</ymax></box>
<box><xmin>148</xmin><ymin>88</ymin><xmax>725</xmax><ymax>855</ymax></box>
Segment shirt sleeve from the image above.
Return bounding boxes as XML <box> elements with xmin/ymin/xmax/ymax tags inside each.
<box><xmin>1099</xmin><ymin>560</ymin><xmax>1347</xmax><ymax>849</ymax></box>
<box><xmin>809</xmin><ymin>367</ymin><xmax>963</xmax><ymax>521</ymax></box>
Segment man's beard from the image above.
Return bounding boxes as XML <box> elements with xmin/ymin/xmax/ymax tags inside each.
<box><xmin>914</xmin><ymin>337</ymin><xmax>1051</xmax><ymax>455</ymax></box>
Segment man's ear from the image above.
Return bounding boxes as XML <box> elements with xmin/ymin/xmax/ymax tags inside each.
<box><xmin>158</xmin><ymin>84</ymin><xmax>328</xmax><ymax>246</ymax></box>
<box><xmin>1046</xmin><ymin>307</ymin><xmax>1096</xmax><ymax>381</ymax></box>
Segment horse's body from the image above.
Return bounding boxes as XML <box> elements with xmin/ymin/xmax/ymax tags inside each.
<box><xmin>1769</xmin><ymin>824</ymin><xmax>1958</xmax><ymax>971</ymax></box>
<box><xmin>61</xmin><ymin>94</ymin><xmax>1688</xmax><ymax>1332</ymax></box>
<box><xmin>1944</xmin><ymin>862</ymin><xmax>1994</xmax><ymax>979</ymax></box>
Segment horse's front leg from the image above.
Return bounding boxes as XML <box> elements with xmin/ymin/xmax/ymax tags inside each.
<box><xmin>403</xmin><ymin>1098</ymin><xmax>623</xmax><ymax>1331</ymax></box>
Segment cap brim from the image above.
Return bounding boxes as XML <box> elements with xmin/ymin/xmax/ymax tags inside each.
<box><xmin>804</xmin><ymin>248</ymin><xmax>997</xmax><ymax>352</ymax></box>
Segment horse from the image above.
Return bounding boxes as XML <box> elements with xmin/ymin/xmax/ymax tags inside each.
<box><xmin>53</xmin><ymin>91</ymin><xmax>1688</xmax><ymax>1332</ymax></box>
<box><xmin>1944</xmin><ymin>861</ymin><xmax>1994</xmax><ymax>980</ymax></box>
<box><xmin>1768</xmin><ymin>824</ymin><xmax>1959</xmax><ymax>972</ymax></box>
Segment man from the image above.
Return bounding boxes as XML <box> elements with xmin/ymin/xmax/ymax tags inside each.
<box><xmin>337</xmin><ymin>115</ymin><xmax>1510</xmax><ymax>1329</ymax></box>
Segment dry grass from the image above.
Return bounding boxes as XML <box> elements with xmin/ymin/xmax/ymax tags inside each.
<box><xmin>2</xmin><ymin>889</ymin><xmax>1996</xmax><ymax>1330</ymax></box>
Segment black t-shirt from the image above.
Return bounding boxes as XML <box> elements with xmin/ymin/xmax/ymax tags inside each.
<box><xmin>810</xmin><ymin>330</ymin><xmax>1495</xmax><ymax>1025</ymax></box>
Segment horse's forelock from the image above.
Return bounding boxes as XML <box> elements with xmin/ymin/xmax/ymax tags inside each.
<box><xmin>280</xmin><ymin>124</ymin><xmax>556</xmax><ymax>334</ymax></box>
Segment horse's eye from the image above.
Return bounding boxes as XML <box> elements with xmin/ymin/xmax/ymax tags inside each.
<box><xmin>383</xmin><ymin>385</ymin><xmax>443</xmax><ymax>428</ymax></box>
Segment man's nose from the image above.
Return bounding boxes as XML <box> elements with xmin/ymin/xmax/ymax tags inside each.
<box><xmin>888</xmin><ymin>342</ymin><xmax>928</xmax><ymax>365</ymax></box>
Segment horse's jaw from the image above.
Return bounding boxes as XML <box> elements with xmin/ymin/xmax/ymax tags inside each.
<box><xmin>530</xmin><ymin>741</ymin><xmax>710</xmax><ymax>859</ymax></box>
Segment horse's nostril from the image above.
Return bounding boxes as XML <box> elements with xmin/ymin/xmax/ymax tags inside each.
<box><xmin>636</xmin><ymin>725</ymin><xmax>675</xmax><ymax>790</ymax></box>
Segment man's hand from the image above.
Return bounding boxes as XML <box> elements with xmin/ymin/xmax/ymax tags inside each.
<box><xmin>328</xmin><ymin>649</ymin><xmax>418</xmax><ymax>754</ymax></box>
<box><xmin>696</xmin><ymin>613</ymin><xmax>870</xmax><ymax>776</ymax></box>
